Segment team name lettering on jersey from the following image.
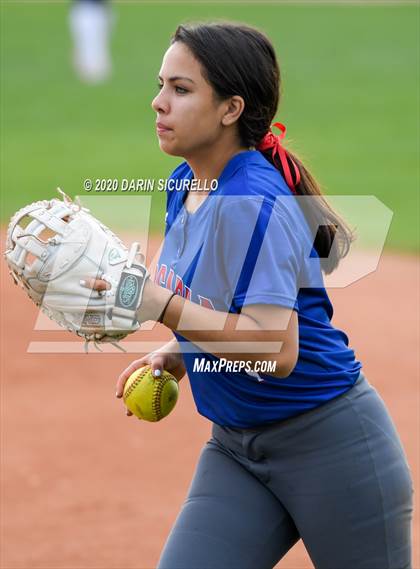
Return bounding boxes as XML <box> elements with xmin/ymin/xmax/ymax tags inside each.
<box><xmin>154</xmin><ymin>263</ymin><xmax>215</xmax><ymax>309</ymax></box>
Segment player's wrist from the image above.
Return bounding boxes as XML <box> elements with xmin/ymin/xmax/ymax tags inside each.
<box><xmin>160</xmin><ymin>291</ymin><xmax>184</xmax><ymax>329</ymax></box>
<box><xmin>157</xmin><ymin>291</ymin><xmax>176</xmax><ymax>323</ymax></box>
<box><xmin>136</xmin><ymin>280</ymin><xmax>175</xmax><ymax>323</ymax></box>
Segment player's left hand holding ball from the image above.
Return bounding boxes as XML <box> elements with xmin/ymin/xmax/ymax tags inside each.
<box><xmin>122</xmin><ymin>365</ymin><xmax>180</xmax><ymax>422</ymax></box>
<box><xmin>115</xmin><ymin>340</ymin><xmax>187</xmax><ymax>416</ymax></box>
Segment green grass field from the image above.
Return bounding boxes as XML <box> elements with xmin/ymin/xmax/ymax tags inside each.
<box><xmin>1</xmin><ymin>2</ymin><xmax>419</xmax><ymax>250</ymax></box>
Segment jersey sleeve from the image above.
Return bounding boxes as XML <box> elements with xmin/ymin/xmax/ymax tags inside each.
<box><xmin>164</xmin><ymin>161</ymin><xmax>190</xmax><ymax>235</ymax></box>
<box><xmin>216</xmin><ymin>196</ymin><xmax>302</xmax><ymax>313</ymax></box>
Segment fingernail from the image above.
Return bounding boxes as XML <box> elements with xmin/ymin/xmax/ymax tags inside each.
<box><xmin>153</xmin><ymin>369</ymin><xmax>161</xmax><ymax>377</ymax></box>
<box><xmin>79</xmin><ymin>279</ymin><xmax>86</xmax><ymax>287</ymax></box>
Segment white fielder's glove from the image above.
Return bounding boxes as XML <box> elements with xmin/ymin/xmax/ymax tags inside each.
<box><xmin>4</xmin><ymin>189</ymin><xmax>149</xmax><ymax>351</ymax></box>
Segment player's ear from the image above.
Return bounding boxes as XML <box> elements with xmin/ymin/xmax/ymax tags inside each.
<box><xmin>221</xmin><ymin>95</ymin><xmax>245</xmax><ymax>127</ymax></box>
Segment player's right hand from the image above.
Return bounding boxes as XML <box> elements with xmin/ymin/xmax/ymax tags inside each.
<box><xmin>115</xmin><ymin>344</ymin><xmax>186</xmax><ymax>416</ymax></box>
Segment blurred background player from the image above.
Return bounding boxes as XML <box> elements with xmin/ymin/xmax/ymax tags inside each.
<box><xmin>69</xmin><ymin>0</ymin><xmax>113</xmax><ymax>83</ymax></box>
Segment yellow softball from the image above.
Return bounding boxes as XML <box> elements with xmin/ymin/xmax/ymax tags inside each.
<box><xmin>123</xmin><ymin>365</ymin><xmax>179</xmax><ymax>422</ymax></box>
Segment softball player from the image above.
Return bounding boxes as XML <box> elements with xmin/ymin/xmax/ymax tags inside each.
<box><xmin>69</xmin><ymin>0</ymin><xmax>112</xmax><ymax>83</ymax></box>
<box><xmin>116</xmin><ymin>23</ymin><xmax>414</xmax><ymax>568</ymax></box>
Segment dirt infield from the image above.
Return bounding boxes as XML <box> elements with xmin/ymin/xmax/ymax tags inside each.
<box><xmin>1</xmin><ymin>234</ymin><xmax>419</xmax><ymax>569</ymax></box>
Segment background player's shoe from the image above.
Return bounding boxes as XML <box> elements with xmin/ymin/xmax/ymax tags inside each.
<box><xmin>69</xmin><ymin>0</ymin><xmax>113</xmax><ymax>84</ymax></box>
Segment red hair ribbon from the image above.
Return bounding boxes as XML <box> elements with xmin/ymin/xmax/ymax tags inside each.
<box><xmin>257</xmin><ymin>122</ymin><xmax>301</xmax><ymax>193</ymax></box>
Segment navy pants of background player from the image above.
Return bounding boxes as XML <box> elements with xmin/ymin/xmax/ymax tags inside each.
<box><xmin>157</xmin><ymin>372</ymin><xmax>413</xmax><ymax>569</ymax></box>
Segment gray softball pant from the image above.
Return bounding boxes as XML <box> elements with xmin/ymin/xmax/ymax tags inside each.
<box><xmin>157</xmin><ymin>372</ymin><xmax>414</xmax><ymax>569</ymax></box>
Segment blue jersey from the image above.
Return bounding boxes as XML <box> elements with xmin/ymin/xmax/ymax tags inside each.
<box><xmin>156</xmin><ymin>150</ymin><xmax>362</xmax><ymax>428</ymax></box>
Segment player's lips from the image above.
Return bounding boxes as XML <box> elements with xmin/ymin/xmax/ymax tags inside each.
<box><xmin>156</xmin><ymin>122</ymin><xmax>173</xmax><ymax>135</ymax></box>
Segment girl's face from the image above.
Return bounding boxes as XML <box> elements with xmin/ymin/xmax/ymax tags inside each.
<box><xmin>151</xmin><ymin>42</ymin><xmax>232</xmax><ymax>158</ymax></box>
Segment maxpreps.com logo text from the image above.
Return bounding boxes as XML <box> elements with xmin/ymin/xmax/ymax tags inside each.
<box><xmin>193</xmin><ymin>358</ymin><xmax>276</xmax><ymax>374</ymax></box>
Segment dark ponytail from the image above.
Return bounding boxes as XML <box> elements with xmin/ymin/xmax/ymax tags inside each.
<box><xmin>172</xmin><ymin>22</ymin><xmax>355</xmax><ymax>274</ymax></box>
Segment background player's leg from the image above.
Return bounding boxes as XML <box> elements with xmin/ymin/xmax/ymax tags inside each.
<box><xmin>69</xmin><ymin>0</ymin><xmax>112</xmax><ymax>83</ymax></box>
<box><xmin>157</xmin><ymin>438</ymin><xmax>300</xmax><ymax>569</ymax></box>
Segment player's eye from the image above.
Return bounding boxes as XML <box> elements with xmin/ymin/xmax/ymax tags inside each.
<box><xmin>175</xmin><ymin>86</ymin><xmax>189</xmax><ymax>94</ymax></box>
<box><xmin>157</xmin><ymin>82</ymin><xmax>163</xmax><ymax>91</ymax></box>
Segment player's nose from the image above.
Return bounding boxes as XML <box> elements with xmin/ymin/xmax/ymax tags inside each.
<box><xmin>151</xmin><ymin>90</ymin><xmax>168</xmax><ymax>114</ymax></box>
